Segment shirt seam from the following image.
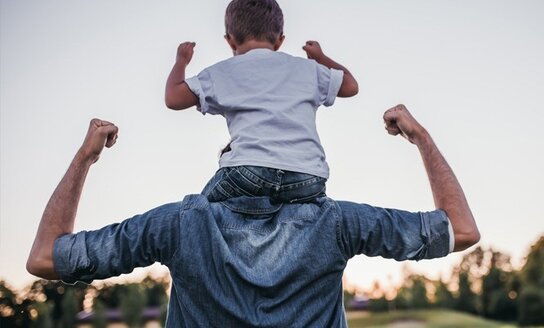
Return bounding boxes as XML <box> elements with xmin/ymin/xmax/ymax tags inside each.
<box><xmin>168</xmin><ymin>195</ymin><xmax>204</xmax><ymax>265</ymax></box>
<box><xmin>331</xmin><ymin>200</ymin><xmax>349</xmax><ymax>260</ymax></box>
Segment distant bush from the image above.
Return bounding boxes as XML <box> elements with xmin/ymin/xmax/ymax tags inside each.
<box><xmin>488</xmin><ymin>290</ymin><xmax>517</xmax><ymax>322</ymax></box>
<box><xmin>518</xmin><ymin>287</ymin><xmax>544</xmax><ymax>326</ymax></box>
<box><xmin>368</xmin><ymin>297</ymin><xmax>389</xmax><ymax>312</ymax></box>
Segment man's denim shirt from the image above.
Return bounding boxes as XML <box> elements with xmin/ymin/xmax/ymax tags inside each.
<box><xmin>54</xmin><ymin>195</ymin><xmax>451</xmax><ymax>327</ymax></box>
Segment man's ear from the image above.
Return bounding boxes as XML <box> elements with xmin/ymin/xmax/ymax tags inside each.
<box><xmin>224</xmin><ymin>34</ymin><xmax>237</xmax><ymax>52</ymax></box>
<box><xmin>274</xmin><ymin>34</ymin><xmax>285</xmax><ymax>51</ymax></box>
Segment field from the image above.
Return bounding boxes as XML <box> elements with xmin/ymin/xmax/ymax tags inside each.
<box><xmin>346</xmin><ymin>310</ymin><xmax>518</xmax><ymax>328</ymax></box>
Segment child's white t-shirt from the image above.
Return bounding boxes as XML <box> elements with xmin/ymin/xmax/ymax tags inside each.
<box><xmin>185</xmin><ymin>48</ymin><xmax>343</xmax><ymax>179</ymax></box>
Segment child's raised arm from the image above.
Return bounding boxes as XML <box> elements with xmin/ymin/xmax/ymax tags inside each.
<box><xmin>165</xmin><ymin>42</ymin><xmax>199</xmax><ymax>110</ymax></box>
<box><xmin>302</xmin><ymin>41</ymin><xmax>359</xmax><ymax>98</ymax></box>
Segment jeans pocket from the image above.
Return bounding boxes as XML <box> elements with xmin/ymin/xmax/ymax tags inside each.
<box><xmin>207</xmin><ymin>167</ymin><xmax>264</xmax><ymax>202</ymax></box>
<box><xmin>226</xmin><ymin>167</ymin><xmax>263</xmax><ymax>196</ymax></box>
<box><xmin>278</xmin><ymin>176</ymin><xmax>327</xmax><ymax>203</ymax></box>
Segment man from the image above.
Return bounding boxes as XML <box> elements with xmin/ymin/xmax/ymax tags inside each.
<box><xmin>27</xmin><ymin>105</ymin><xmax>479</xmax><ymax>327</ymax></box>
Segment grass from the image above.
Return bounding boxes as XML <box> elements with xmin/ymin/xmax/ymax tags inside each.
<box><xmin>346</xmin><ymin>309</ymin><xmax>518</xmax><ymax>328</ymax></box>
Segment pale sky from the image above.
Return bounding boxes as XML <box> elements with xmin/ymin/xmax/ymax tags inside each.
<box><xmin>1</xmin><ymin>0</ymin><xmax>543</xmax><ymax>293</ymax></box>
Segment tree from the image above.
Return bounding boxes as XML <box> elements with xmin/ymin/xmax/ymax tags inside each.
<box><xmin>143</xmin><ymin>275</ymin><xmax>168</xmax><ymax>307</ymax></box>
<box><xmin>520</xmin><ymin>236</ymin><xmax>544</xmax><ymax>287</ymax></box>
<box><xmin>343</xmin><ymin>290</ymin><xmax>354</xmax><ymax>311</ymax></box>
<box><xmin>487</xmin><ymin>289</ymin><xmax>517</xmax><ymax>322</ymax></box>
<box><xmin>120</xmin><ymin>283</ymin><xmax>147</xmax><ymax>328</ymax></box>
<box><xmin>60</xmin><ymin>288</ymin><xmax>78</xmax><ymax>328</ymax></box>
<box><xmin>410</xmin><ymin>276</ymin><xmax>429</xmax><ymax>309</ymax></box>
<box><xmin>25</xmin><ymin>280</ymin><xmax>85</xmax><ymax>326</ymax></box>
<box><xmin>518</xmin><ymin>236</ymin><xmax>544</xmax><ymax>326</ymax></box>
<box><xmin>454</xmin><ymin>271</ymin><xmax>478</xmax><ymax>314</ymax></box>
<box><xmin>518</xmin><ymin>287</ymin><xmax>544</xmax><ymax>326</ymax></box>
<box><xmin>0</xmin><ymin>280</ymin><xmax>33</xmax><ymax>327</ymax></box>
<box><xmin>29</xmin><ymin>302</ymin><xmax>53</xmax><ymax>328</ymax></box>
<box><xmin>392</xmin><ymin>275</ymin><xmax>429</xmax><ymax>310</ymax></box>
<box><xmin>95</xmin><ymin>283</ymin><xmax>125</xmax><ymax>308</ymax></box>
<box><xmin>434</xmin><ymin>279</ymin><xmax>454</xmax><ymax>309</ymax></box>
<box><xmin>92</xmin><ymin>298</ymin><xmax>107</xmax><ymax>328</ymax></box>
<box><xmin>481</xmin><ymin>265</ymin><xmax>517</xmax><ymax>320</ymax></box>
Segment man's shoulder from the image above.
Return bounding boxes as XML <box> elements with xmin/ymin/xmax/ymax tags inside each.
<box><xmin>180</xmin><ymin>194</ymin><xmax>210</xmax><ymax>210</ymax></box>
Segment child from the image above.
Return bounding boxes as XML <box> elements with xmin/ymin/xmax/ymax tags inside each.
<box><xmin>165</xmin><ymin>0</ymin><xmax>358</xmax><ymax>203</ymax></box>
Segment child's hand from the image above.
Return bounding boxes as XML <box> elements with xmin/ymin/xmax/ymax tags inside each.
<box><xmin>176</xmin><ymin>42</ymin><xmax>196</xmax><ymax>65</ymax></box>
<box><xmin>302</xmin><ymin>41</ymin><xmax>326</xmax><ymax>62</ymax></box>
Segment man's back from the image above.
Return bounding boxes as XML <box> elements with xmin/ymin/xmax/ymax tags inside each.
<box><xmin>53</xmin><ymin>193</ymin><xmax>450</xmax><ymax>327</ymax></box>
<box><xmin>168</xmin><ymin>195</ymin><xmax>348</xmax><ymax>327</ymax></box>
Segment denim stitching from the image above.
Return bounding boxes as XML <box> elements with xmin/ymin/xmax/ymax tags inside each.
<box><xmin>280</xmin><ymin>176</ymin><xmax>325</xmax><ymax>190</ymax></box>
<box><xmin>331</xmin><ymin>200</ymin><xmax>349</xmax><ymax>260</ymax></box>
<box><xmin>233</xmin><ymin>167</ymin><xmax>264</xmax><ymax>191</ymax></box>
<box><xmin>239</xmin><ymin>166</ymin><xmax>279</xmax><ymax>189</ymax></box>
<box><xmin>220</xmin><ymin>201</ymin><xmax>283</xmax><ymax>215</ymax></box>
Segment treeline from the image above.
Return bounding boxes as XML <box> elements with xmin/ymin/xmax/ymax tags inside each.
<box><xmin>352</xmin><ymin>236</ymin><xmax>544</xmax><ymax>326</ymax></box>
<box><xmin>0</xmin><ymin>275</ymin><xmax>170</xmax><ymax>327</ymax></box>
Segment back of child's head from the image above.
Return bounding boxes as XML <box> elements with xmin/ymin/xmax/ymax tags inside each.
<box><xmin>225</xmin><ymin>0</ymin><xmax>284</xmax><ymax>44</ymax></box>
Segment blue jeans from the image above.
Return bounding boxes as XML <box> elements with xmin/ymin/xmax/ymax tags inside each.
<box><xmin>202</xmin><ymin>166</ymin><xmax>327</xmax><ymax>203</ymax></box>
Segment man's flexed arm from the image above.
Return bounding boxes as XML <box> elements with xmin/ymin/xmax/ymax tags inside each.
<box><xmin>26</xmin><ymin>119</ymin><xmax>119</xmax><ymax>279</ymax></box>
<box><xmin>383</xmin><ymin>105</ymin><xmax>480</xmax><ymax>251</ymax></box>
<box><xmin>165</xmin><ymin>42</ymin><xmax>199</xmax><ymax>110</ymax></box>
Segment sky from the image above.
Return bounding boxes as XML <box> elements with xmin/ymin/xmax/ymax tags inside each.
<box><xmin>1</xmin><ymin>0</ymin><xmax>543</xmax><ymax>293</ymax></box>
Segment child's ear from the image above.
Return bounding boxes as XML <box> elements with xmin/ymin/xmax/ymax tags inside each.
<box><xmin>224</xmin><ymin>34</ymin><xmax>237</xmax><ymax>52</ymax></box>
<box><xmin>274</xmin><ymin>34</ymin><xmax>285</xmax><ymax>51</ymax></box>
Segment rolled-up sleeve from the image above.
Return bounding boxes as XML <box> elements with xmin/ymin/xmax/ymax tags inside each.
<box><xmin>53</xmin><ymin>202</ymin><xmax>182</xmax><ymax>284</ymax></box>
<box><xmin>185</xmin><ymin>69</ymin><xmax>221</xmax><ymax>115</ymax></box>
<box><xmin>336</xmin><ymin>201</ymin><xmax>451</xmax><ymax>261</ymax></box>
<box><xmin>316</xmin><ymin>63</ymin><xmax>343</xmax><ymax>107</ymax></box>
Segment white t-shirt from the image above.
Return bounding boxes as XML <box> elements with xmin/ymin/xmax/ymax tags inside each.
<box><xmin>185</xmin><ymin>48</ymin><xmax>343</xmax><ymax>179</ymax></box>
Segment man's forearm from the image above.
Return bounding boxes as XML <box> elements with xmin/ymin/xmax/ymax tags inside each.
<box><xmin>27</xmin><ymin>150</ymin><xmax>93</xmax><ymax>279</ymax></box>
<box><xmin>416</xmin><ymin>130</ymin><xmax>480</xmax><ymax>251</ymax></box>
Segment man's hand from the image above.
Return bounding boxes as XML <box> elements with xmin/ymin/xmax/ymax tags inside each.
<box><xmin>79</xmin><ymin>119</ymin><xmax>119</xmax><ymax>164</ymax></box>
<box><xmin>302</xmin><ymin>41</ymin><xmax>325</xmax><ymax>61</ymax></box>
<box><xmin>383</xmin><ymin>104</ymin><xmax>426</xmax><ymax>145</ymax></box>
<box><xmin>176</xmin><ymin>42</ymin><xmax>196</xmax><ymax>65</ymax></box>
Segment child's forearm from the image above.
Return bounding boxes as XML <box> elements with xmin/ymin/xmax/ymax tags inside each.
<box><xmin>316</xmin><ymin>56</ymin><xmax>358</xmax><ymax>98</ymax></box>
<box><xmin>165</xmin><ymin>61</ymin><xmax>196</xmax><ymax>110</ymax></box>
<box><xmin>165</xmin><ymin>61</ymin><xmax>186</xmax><ymax>104</ymax></box>
<box><xmin>165</xmin><ymin>42</ymin><xmax>198</xmax><ymax>110</ymax></box>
